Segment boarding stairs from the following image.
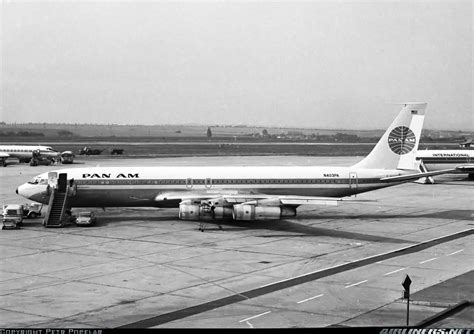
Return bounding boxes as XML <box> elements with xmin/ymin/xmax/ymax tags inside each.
<box><xmin>43</xmin><ymin>188</ymin><xmax>69</xmax><ymax>227</ymax></box>
<box><xmin>43</xmin><ymin>172</ymin><xmax>76</xmax><ymax>227</ymax></box>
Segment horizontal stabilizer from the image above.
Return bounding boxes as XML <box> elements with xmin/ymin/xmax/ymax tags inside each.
<box><xmin>380</xmin><ymin>168</ymin><xmax>457</xmax><ymax>182</ymax></box>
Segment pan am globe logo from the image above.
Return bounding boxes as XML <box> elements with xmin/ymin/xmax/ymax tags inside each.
<box><xmin>387</xmin><ymin>126</ymin><xmax>416</xmax><ymax>155</ymax></box>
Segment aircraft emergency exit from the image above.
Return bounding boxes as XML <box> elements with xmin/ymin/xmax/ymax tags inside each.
<box><xmin>16</xmin><ymin>103</ymin><xmax>463</xmax><ymax>222</ymax></box>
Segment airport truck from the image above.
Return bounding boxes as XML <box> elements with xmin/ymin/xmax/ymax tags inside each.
<box><xmin>22</xmin><ymin>203</ymin><xmax>43</xmax><ymax>219</ymax></box>
<box><xmin>60</xmin><ymin>151</ymin><xmax>75</xmax><ymax>164</ymax></box>
<box><xmin>2</xmin><ymin>204</ymin><xmax>24</xmax><ymax>229</ymax></box>
<box><xmin>30</xmin><ymin>150</ymin><xmax>52</xmax><ymax>166</ymax></box>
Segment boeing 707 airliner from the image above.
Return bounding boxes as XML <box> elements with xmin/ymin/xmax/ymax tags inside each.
<box><xmin>16</xmin><ymin>103</ymin><xmax>462</xmax><ymax>222</ymax></box>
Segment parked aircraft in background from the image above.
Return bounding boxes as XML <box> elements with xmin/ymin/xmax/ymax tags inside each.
<box><xmin>0</xmin><ymin>145</ymin><xmax>59</xmax><ymax>167</ymax></box>
<box><xmin>16</xmin><ymin>103</ymin><xmax>465</xmax><ymax>224</ymax></box>
<box><xmin>415</xmin><ymin>149</ymin><xmax>474</xmax><ymax>183</ymax></box>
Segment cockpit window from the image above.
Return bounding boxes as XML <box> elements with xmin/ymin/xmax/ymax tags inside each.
<box><xmin>28</xmin><ymin>177</ymin><xmax>39</xmax><ymax>184</ymax></box>
<box><xmin>28</xmin><ymin>177</ymin><xmax>48</xmax><ymax>185</ymax></box>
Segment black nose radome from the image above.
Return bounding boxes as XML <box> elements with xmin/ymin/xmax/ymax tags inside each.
<box><xmin>16</xmin><ymin>188</ymin><xmax>18</xmax><ymax>194</ymax></box>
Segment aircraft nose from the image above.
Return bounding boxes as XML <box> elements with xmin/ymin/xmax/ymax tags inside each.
<box><xmin>16</xmin><ymin>183</ymin><xmax>30</xmax><ymax>198</ymax></box>
<box><xmin>16</xmin><ymin>182</ymin><xmax>46</xmax><ymax>202</ymax></box>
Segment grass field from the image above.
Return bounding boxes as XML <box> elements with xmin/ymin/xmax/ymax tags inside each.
<box><xmin>2</xmin><ymin>123</ymin><xmax>472</xmax><ymax>140</ymax></box>
<box><xmin>7</xmin><ymin>141</ymin><xmax>463</xmax><ymax>158</ymax></box>
<box><xmin>1</xmin><ymin>123</ymin><xmax>471</xmax><ymax>157</ymax></box>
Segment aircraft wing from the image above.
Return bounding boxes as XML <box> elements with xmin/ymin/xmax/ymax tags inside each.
<box><xmin>155</xmin><ymin>192</ymin><xmax>343</xmax><ymax>206</ymax></box>
<box><xmin>454</xmin><ymin>165</ymin><xmax>474</xmax><ymax>173</ymax></box>
<box><xmin>226</xmin><ymin>195</ymin><xmax>341</xmax><ymax>206</ymax></box>
<box><xmin>0</xmin><ymin>152</ymin><xmax>10</xmax><ymax>158</ymax></box>
<box><xmin>380</xmin><ymin>168</ymin><xmax>457</xmax><ymax>182</ymax></box>
<box><xmin>155</xmin><ymin>190</ymin><xmax>247</xmax><ymax>202</ymax></box>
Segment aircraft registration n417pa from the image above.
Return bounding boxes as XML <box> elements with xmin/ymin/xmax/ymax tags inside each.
<box><xmin>16</xmin><ymin>103</ymin><xmax>462</xmax><ymax>222</ymax></box>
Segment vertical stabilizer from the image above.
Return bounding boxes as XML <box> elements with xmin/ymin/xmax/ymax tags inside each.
<box><xmin>352</xmin><ymin>103</ymin><xmax>426</xmax><ymax>170</ymax></box>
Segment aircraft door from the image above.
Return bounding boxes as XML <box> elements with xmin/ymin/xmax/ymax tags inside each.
<box><xmin>205</xmin><ymin>178</ymin><xmax>212</xmax><ymax>189</ymax></box>
<box><xmin>349</xmin><ymin>172</ymin><xmax>358</xmax><ymax>190</ymax></box>
<box><xmin>58</xmin><ymin>173</ymin><xmax>67</xmax><ymax>192</ymax></box>
<box><xmin>48</xmin><ymin>172</ymin><xmax>58</xmax><ymax>188</ymax></box>
<box><xmin>186</xmin><ymin>178</ymin><xmax>193</xmax><ymax>189</ymax></box>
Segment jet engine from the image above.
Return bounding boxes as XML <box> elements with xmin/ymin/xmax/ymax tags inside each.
<box><xmin>232</xmin><ymin>204</ymin><xmax>296</xmax><ymax>221</ymax></box>
<box><xmin>178</xmin><ymin>202</ymin><xmax>233</xmax><ymax>221</ymax></box>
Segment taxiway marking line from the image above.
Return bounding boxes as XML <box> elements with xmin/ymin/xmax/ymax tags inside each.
<box><xmin>345</xmin><ymin>280</ymin><xmax>368</xmax><ymax>288</ymax></box>
<box><xmin>383</xmin><ymin>267</ymin><xmax>407</xmax><ymax>276</ymax></box>
<box><xmin>297</xmin><ymin>294</ymin><xmax>324</xmax><ymax>304</ymax></box>
<box><xmin>239</xmin><ymin>311</ymin><xmax>271</xmax><ymax>323</ymax></box>
<box><xmin>419</xmin><ymin>257</ymin><xmax>438</xmax><ymax>264</ymax></box>
<box><xmin>258</xmin><ymin>228</ymin><xmax>472</xmax><ymax>290</ymax></box>
<box><xmin>119</xmin><ymin>228</ymin><xmax>473</xmax><ymax>328</ymax></box>
<box><xmin>447</xmin><ymin>249</ymin><xmax>463</xmax><ymax>256</ymax></box>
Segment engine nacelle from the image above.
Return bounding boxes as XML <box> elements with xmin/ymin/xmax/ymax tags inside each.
<box><xmin>178</xmin><ymin>204</ymin><xmax>201</xmax><ymax>220</ymax></box>
<box><xmin>178</xmin><ymin>203</ymin><xmax>233</xmax><ymax>221</ymax></box>
<box><xmin>232</xmin><ymin>204</ymin><xmax>296</xmax><ymax>221</ymax></box>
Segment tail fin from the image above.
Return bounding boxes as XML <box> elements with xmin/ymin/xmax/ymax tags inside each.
<box><xmin>352</xmin><ymin>103</ymin><xmax>426</xmax><ymax>170</ymax></box>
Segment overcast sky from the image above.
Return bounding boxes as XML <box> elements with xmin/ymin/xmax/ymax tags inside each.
<box><xmin>1</xmin><ymin>1</ymin><xmax>472</xmax><ymax>130</ymax></box>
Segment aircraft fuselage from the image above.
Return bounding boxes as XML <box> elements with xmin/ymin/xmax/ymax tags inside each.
<box><xmin>416</xmin><ymin>149</ymin><xmax>473</xmax><ymax>173</ymax></box>
<box><xmin>17</xmin><ymin>166</ymin><xmax>405</xmax><ymax>207</ymax></box>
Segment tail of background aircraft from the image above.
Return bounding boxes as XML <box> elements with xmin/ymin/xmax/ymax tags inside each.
<box><xmin>352</xmin><ymin>103</ymin><xmax>426</xmax><ymax>170</ymax></box>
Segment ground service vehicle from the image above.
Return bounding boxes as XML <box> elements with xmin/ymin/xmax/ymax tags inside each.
<box><xmin>75</xmin><ymin>211</ymin><xmax>96</xmax><ymax>226</ymax></box>
<box><xmin>22</xmin><ymin>203</ymin><xmax>43</xmax><ymax>218</ymax></box>
<box><xmin>110</xmin><ymin>148</ymin><xmax>124</xmax><ymax>155</ymax></box>
<box><xmin>2</xmin><ymin>204</ymin><xmax>24</xmax><ymax>229</ymax></box>
<box><xmin>30</xmin><ymin>150</ymin><xmax>52</xmax><ymax>166</ymax></box>
<box><xmin>79</xmin><ymin>147</ymin><xmax>103</xmax><ymax>155</ymax></box>
<box><xmin>60</xmin><ymin>151</ymin><xmax>75</xmax><ymax>164</ymax></box>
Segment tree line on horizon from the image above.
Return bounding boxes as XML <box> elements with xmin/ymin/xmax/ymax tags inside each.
<box><xmin>0</xmin><ymin>128</ymin><xmax>471</xmax><ymax>144</ymax></box>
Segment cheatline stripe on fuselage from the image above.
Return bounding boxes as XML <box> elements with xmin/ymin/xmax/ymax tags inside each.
<box><xmin>73</xmin><ymin>178</ymin><xmax>382</xmax><ymax>186</ymax></box>
<box><xmin>68</xmin><ymin>178</ymin><xmax>391</xmax><ymax>205</ymax></box>
<box><xmin>417</xmin><ymin>158</ymin><xmax>471</xmax><ymax>164</ymax></box>
<box><xmin>64</xmin><ymin>178</ymin><xmax>392</xmax><ymax>207</ymax></box>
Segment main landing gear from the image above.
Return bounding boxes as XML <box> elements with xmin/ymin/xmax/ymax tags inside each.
<box><xmin>198</xmin><ymin>205</ymin><xmax>223</xmax><ymax>232</ymax></box>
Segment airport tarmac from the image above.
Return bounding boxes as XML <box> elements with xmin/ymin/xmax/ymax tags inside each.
<box><xmin>0</xmin><ymin>156</ymin><xmax>472</xmax><ymax>328</ymax></box>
